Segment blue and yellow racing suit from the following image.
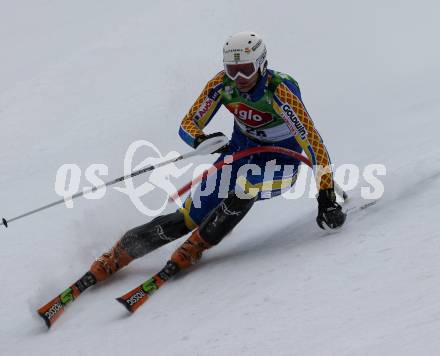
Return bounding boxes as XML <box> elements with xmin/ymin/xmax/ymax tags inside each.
<box><xmin>178</xmin><ymin>69</ymin><xmax>334</xmax><ymax>228</ymax></box>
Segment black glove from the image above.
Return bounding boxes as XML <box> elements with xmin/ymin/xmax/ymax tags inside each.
<box><xmin>194</xmin><ymin>132</ymin><xmax>229</xmax><ymax>154</ymax></box>
<box><xmin>316</xmin><ymin>188</ymin><xmax>346</xmax><ymax>230</ymax></box>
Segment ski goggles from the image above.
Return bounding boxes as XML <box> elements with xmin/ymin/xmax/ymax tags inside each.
<box><xmin>224</xmin><ymin>62</ymin><xmax>258</xmax><ymax>80</ymax></box>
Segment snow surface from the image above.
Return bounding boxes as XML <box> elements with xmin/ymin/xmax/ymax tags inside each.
<box><xmin>1</xmin><ymin>1</ymin><xmax>440</xmax><ymax>355</ymax></box>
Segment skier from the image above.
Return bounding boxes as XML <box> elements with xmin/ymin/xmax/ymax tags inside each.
<box><xmin>84</xmin><ymin>31</ymin><xmax>347</xmax><ymax>289</ymax></box>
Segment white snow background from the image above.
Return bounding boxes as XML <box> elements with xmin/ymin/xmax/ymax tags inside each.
<box><xmin>1</xmin><ymin>1</ymin><xmax>440</xmax><ymax>355</ymax></box>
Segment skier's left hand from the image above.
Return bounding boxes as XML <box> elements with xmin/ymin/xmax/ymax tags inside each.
<box><xmin>316</xmin><ymin>188</ymin><xmax>346</xmax><ymax>230</ymax></box>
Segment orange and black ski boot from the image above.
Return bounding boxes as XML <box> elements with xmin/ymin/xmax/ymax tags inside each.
<box><xmin>90</xmin><ymin>241</ymin><xmax>134</xmax><ymax>282</ymax></box>
<box><xmin>170</xmin><ymin>229</ymin><xmax>211</xmax><ymax>270</ymax></box>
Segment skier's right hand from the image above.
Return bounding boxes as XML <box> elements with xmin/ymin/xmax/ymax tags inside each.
<box><xmin>316</xmin><ymin>188</ymin><xmax>346</xmax><ymax>230</ymax></box>
<box><xmin>194</xmin><ymin>132</ymin><xmax>230</xmax><ymax>154</ymax></box>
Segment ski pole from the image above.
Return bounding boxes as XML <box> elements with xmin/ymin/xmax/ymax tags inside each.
<box><xmin>0</xmin><ymin>136</ymin><xmax>229</xmax><ymax>228</ymax></box>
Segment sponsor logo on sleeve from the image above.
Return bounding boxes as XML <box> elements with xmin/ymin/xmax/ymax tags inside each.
<box><xmin>194</xmin><ymin>98</ymin><xmax>214</xmax><ymax>121</ymax></box>
<box><xmin>208</xmin><ymin>88</ymin><xmax>220</xmax><ymax>101</ymax></box>
<box><xmin>280</xmin><ymin>103</ymin><xmax>308</xmax><ymax>140</ymax></box>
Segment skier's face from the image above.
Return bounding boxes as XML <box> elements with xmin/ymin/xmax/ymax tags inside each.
<box><xmin>234</xmin><ymin>71</ymin><xmax>259</xmax><ymax>92</ymax></box>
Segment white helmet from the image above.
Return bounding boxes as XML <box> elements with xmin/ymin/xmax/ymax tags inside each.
<box><xmin>223</xmin><ymin>31</ymin><xmax>267</xmax><ymax>80</ymax></box>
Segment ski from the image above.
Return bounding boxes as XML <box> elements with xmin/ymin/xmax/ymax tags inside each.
<box><xmin>116</xmin><ymin>260</ymin><xmax>180</xmax><ymax>313</ymax></box>
<box><xmin>37</xmin><ymin>272</ymin><xmax>96</xmax><ymax>328</ymax></box>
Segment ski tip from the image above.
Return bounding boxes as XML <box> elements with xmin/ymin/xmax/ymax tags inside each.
<box><xmin>37</xmin><ymin>297</ymin><xmax>65</xmax><ymax>329</ymax></box>
<box><xmin>116</xmin><ymin>297</ymin><xmax>134</xmax><ymax>313</ymax></box>
<box><xmin>1</xmin><ymin>218</ymin><xmax>8</xmax><ymax>228</ymax></box>
<box><xmin>37</xmin><ymin>311</ymin><xmax>52</xmax><ymax>329</ymax></box>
